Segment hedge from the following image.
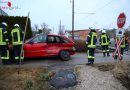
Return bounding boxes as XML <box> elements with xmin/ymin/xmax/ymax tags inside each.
<box><xmin>0</xmin><ymin>16</ymin><xmax>32</xmax><ymax>39</ymax></box>
<box><xmin>74</xmin><ymin>39</ymin><xmax>87</xmax><ymax>52</ymax></box>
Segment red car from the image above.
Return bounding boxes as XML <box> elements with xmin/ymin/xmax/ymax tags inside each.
<box><xmin>24</xmin><ymin>34</ymin><xmax>75</xmax><ymax>61</ymax></box>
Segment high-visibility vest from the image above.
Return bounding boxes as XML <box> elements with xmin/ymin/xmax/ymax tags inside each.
<box><xmin>87</xmin><ymin>32</ymin><xmax>97</xmax><ymax>48</ymax></box>
<box><xmin>0</xmin><ymin>28</ymin><xmax>8</xmax><ymax>45</ymax></box>
<box><xmin>11</xmin><ymin>28</ymin><xmax>24</xmax><ymax>45</ymax></box>
<box><xmin>101</xmin><ymin>34</ymin><xmax>109</xmax><ymax>45</ymax></box>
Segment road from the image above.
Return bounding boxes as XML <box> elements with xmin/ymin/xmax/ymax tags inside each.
<box><xmin>0</xmin><ymin>52</ymin><xmax>130</xmax><ymax>67</ymax></box>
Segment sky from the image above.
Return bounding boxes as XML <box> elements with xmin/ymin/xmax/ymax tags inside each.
<box><xmin>1</xmin><ymin>0</ymin><xmax>130</xmax><ymax>33</ymax></box>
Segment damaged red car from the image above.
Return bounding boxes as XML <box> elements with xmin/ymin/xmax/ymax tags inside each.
<box><xmin>24</xmin><ymin>34</ymin><xmax>75</xmax><ymax>61</ymax></box>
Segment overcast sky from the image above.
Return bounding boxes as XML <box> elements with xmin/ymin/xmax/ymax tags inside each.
<box><xmin>2</xmin><ymin>0</ymin><xmax>130</xmax><ymax>33</ymax></box>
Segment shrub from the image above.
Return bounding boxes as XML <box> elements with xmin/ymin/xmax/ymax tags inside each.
<box><xmin>25</xmin><ymin>79</ymin><xmax>34</xmax><ymax>90</ymax></box>
<box><xmin>74</xmin><ymin>39</ymin><xmax>87</xmax><ymax>52</ymax></box>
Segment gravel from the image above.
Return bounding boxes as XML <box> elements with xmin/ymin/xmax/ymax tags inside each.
<box><xmin>60</xmin><ymin>65</ymin><xmax>127</xmax><ymax>90</ymax></box>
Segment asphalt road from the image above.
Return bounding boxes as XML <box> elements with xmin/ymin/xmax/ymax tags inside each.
<box><xmin>0</xmin><ymin>52</ymin><xmax>130</xmax><ymax>67</ymax></box>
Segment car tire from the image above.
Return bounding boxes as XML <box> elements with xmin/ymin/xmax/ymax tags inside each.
<box><xmin>59</xmin><ymin>51</ymin><xmax>70</xmax><ymax>61</ymax></box>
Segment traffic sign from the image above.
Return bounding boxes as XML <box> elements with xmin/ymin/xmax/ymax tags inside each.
<box><xmin>112</xmin><ymin>37</ymin><xmax>124</xmax><ymax>60</ymax></box>
<box><xmin>117</xmin><ymin>13</ymin><xmax>126</xmax><ymax>28</ymax></box>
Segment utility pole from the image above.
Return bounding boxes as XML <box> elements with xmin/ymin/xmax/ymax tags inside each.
<box><xmin>59</xmin><ymin>20</ymin><xmax>62</xmax><ymax>35</ymax></box>
<box><xmin>72</xmin><ymin>0</ymin><xmax>74</xmax><ymax>40</ymax></box>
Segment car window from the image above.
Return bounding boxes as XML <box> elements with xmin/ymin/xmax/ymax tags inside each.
<box><xmin>47</xmin><ymin>36</ymin><xmax>69</xmax><ymax>43</ymax></box>
<box><xmin>47</xmin><ymin>36</ymin><xmax>55</xmax><ymax>43</ymax></box>
<box><xmin>55</xmin><ymin>37</ymin><xmax>61</xmax><ymax>43</ymax></box>
<box><xmin>31</xmin><ymin>35</ymin><xmax>47</xmax><ymax>43</ymax></box>
<box><xmin>60</xmin><ymin>37</ymin><xmax>69</xmax><ymax>43</ymax></box>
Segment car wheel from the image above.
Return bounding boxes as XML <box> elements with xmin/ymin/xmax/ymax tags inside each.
<box><xmin>59</xmin><ymin>51</ymin><xmax>70</xmax><ymax>61</ymax></box>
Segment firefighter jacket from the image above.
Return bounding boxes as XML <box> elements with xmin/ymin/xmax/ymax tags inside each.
<box><xmin>86</xmin><ymin>31</ymin><xmax>97</xmax><ymax>48</ymax></box>
<box><xmin>0</xmin><ymin>27</ymin><xmax>8</xmax><ymax>45</ymax></box>
<box><xmin>99</xmin><ymin>34</ymin><xmax>110</xmax><ymax>46</ymax></box>
<box><xmin>11</xmin><ymin>27</ymin><xmax>24</xmax><ymax>45</ymax></box>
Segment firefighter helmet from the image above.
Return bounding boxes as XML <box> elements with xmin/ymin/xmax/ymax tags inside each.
<box><xmin>14</xmin><ymin>24</ymin><xmax>19</xmax><ymax>27</ymax></box>
<box><xmin>102</xmin><ymin>30</ymin><xmax>106</xmax><ymax>33</ymax></box>
<box><xmin>2</xmin><ymin>22</ymin><xmax>8</xmax><ymax>26</ymax></box>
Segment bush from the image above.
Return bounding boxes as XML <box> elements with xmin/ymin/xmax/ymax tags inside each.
<box><xmin>0</xmin><ymin>16</ymin><xmax>32</xmax><ymax>39</ymax></box>
<box><xmin>74</xmin><ymin>39</ymin><xmax>87</xmax><ymax>52</ymax></box>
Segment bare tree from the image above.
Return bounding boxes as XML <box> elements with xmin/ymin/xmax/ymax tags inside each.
<box><xmin>34</xmin><ymin>24</ymin><xmax>38</xmax><ymax>32</ymax></box>
<box><xmin>41</xmin><ymin>22</ymin><xmax>50</xmax><ymax>34</ymax></box>
<box><xmin>58</xmin><ymin>25</ymin><xmax>65</xmax><ymax>35</ymax></box>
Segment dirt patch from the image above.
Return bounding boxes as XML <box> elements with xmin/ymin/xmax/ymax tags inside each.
<box><xmin>96</xmin><ymin>61</ymin><xmax>130</xmax><ymax>90</ymax></box>
<box><xmin>0</xmin><ymin>61</ymin><xmax>130</xmax><ymax>90</ymax></box>
<box><xmin>0</xmin><ymin>67</ymin><xmax>55</xmax><ymax>90</ymax></box>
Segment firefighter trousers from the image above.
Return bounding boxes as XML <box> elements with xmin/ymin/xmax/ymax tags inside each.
<box><xmin>101</xmin><ymin>45</ymin><xmax>110</xmax><ymax>56</ymax></box>
<box><xmin>87</xmin><ymin>48</ymin><xmax>95</xmax><ymax>63</ymax></box>
<box><xmin>0</xmin><ymin>45</ymin><xmax>9</xmax><ymax>64</ymax></box>
<box><xmin>13</xmin><ymin>45</ymin><xmax>24</xmax><ymax>64</ymax></box>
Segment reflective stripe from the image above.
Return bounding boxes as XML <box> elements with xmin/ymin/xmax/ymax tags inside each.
<box><xmin>107</xmin><ymin>50</ymin><xmax>109</xmax><ymax>52</ymax></box>
<box><xmin>3</xmin><ymin>31</ymin><xmax>7</xmax><ymax>34</ymax></box>
<box><xmin>88</xmin><ymin>32</ymin><xmax>97</xmax><ymax>48</ymax></box>
<box><xmin>103</xmin><ymin>50</ymin><xmax>105</xmax><ymax>52</ymax></box>
<box><xmin>13</xmin><ymin>42</ymin><xmax>23</xmax><ymax>45</ymax></box>
<box><xmin>5</xmin><ymin>39</ymin><xmax>8</xmax><ymax>41</ymax></box>
<box><xmin>87</xmin><ymin>50</ymin><xmax>94</xmax><ymax>59</ymax></box>
<box><xmin>11</xmin><ymin>28</ymin><xmax>23</xmax><ymax>45</ymax></box>
<box><xmin>20</xmin><ymin>57</ymin><xmax>24</xmax><ymax>59</ymax></box>
<box><xmin>88</xmin><ymin>45</ymin><xmax>96</xmax><ymax>48</ymax></box>
<box><xmin>92</xmin><ymin>57</ymin><xmax>95</xmax><ymax>59</ymax></box>
<box><xmin>0</xmin><ymin>28</ymin><xmax>2</xmax><ymax>43</ymax></box>
<box><xmin>20</xmin><ymin>50</ymin><xmax>24</xmax><ymax>59</ymax></box>
<box><xmin>101</xmin><ymin>34</ymin><xmax>109</xmax><ymax>45</ymax></box>
<box><xmin>4</xmin><ymin>57</ymin><xmax>9</xmax><ymax>59</ymax></box>
<box><xmin>0</xmin><ymin>42</ymin><xmax>6</xmax><ymax>45</ymax></box>
<box><xmin>4</xmin><ymin>50</ymin><xmax>9</xmax><ymax>60</ymax></box>
<box><xmin>15</xmin><ymin>57</ymin><xmax>19</xmax><ymax>59</ymax></box>
<box><xmin>0</xmin><ymin>28</ymin><xmax>8</xmax><ymax>45</ymax></box>
<box><xmin>1</xmin><ymin>57</ymin><xmax>4</xmax><ymax>59</ymax></box>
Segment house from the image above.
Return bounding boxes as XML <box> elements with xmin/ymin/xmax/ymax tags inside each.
<box><xmin>65</xmin><ymin>29</ymin><xmax>100</xmax><ymax>40</ymax></box>
<box><xmin>65</xmin><ymin>29</ymin><xmax>90</xmax><ymax>40</ymax></box>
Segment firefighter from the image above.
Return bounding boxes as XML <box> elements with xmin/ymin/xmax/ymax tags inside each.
<box><xmin>99</xmin><ymin>30</ymin><xmax>110</xmax><ymax>57</ymax></box>
<box><xmin>0</xmin><ymin>22</ymin><xmax>9</xmax><ymax>64</ymax></box>
<box><xmin>86</xmin><ymin>27</ymin><xmax>97</xmax><ymax>65</ymax></box>
<box><xmin>11</xmin><ymin>24</ymin><xmax>24</xmax><ymax>64</ymax></box>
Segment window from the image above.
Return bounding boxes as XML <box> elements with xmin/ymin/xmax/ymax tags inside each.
<box><xmin>47</xmin><ymin>36</ymin><xmax>55</xmax><ymax>43</ymax></box>
<box><xmin>31</xmin><ymin>35</ymin><xmax>47</xmax><ymax>43</ymax></box>
<box><xmin>55</xmin><ymin>37</ymin><xmax>61</xmax><ymax>43</ymax></box>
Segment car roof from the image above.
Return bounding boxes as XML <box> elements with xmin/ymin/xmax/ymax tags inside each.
<box><xmin>48</xmin><ymin>34</ymin><xmax>60</xmax><ymax>36</ymax></box>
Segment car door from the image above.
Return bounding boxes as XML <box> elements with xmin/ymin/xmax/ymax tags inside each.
<box><xmin>24</xmin><ymin>34</ymin><xmax>47</xmax><ymax>57</ymax></box>
<box><xmin>46</xmin><ymin>36</ymin><xmax>62</xmax><ymax>56</ymax></box>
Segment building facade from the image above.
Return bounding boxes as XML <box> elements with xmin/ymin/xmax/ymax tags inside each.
<box><xmin>66</xmin><ymin>29</ymin><xmax>91</xmax><ymax>40</ymax></box>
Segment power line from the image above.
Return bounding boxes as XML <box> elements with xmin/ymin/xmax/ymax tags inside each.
<box><xmin>74</xmin><ymin>12</ymin><xmax>95</xmax><ymax>15</ymax></box>
<box><xmin>93</xmin><ymin>0</ymin><xmax>115</xmax><ymax>13</ymax></box>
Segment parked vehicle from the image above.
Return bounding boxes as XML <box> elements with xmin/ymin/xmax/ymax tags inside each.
<box><xmin>24</xmin><ymin>34</ymin><xmax>75</xmax><ymax>61</ymax></box>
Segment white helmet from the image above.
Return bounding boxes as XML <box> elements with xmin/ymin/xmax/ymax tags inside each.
<box><xmin>102</xmin><ymin>30</ymin><xmax>106</xmax><ymax>33</ymax></box>
<box><xmin>89</xmin><ymin>27</ymin><xmax>95</xmax><ymax>30</ymax></box>
<box><xmin>2</xmin><ymin>22</ymin><xmax>8</xmax><ymax>26</ymax></box>
<box><xmin>14</xmin><ymin>24</ymin><xmax>19</xmax><ymax>27</ymax></box>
